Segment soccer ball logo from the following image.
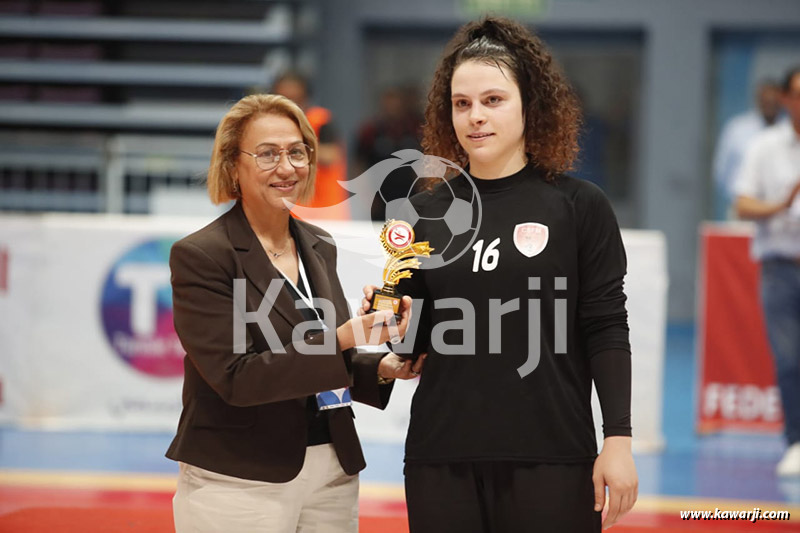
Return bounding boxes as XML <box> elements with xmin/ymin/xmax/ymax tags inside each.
<box><xmin>288</xmin><ymin>149</ymin><xmax>482</xmax><ymax>271</ymax></box>
<box><xmin>375</xmin><ymin>150</ymin><xmax>482</xmax><ymax>270</ymax></box>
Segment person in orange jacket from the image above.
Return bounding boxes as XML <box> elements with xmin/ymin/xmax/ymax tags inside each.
<box><xmin>273</xmin><ymin>72</ymin><xmax>350</xmax><ymax>220</ymax></box>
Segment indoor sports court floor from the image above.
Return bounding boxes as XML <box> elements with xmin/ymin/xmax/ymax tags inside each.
<box><xmin>1</xmin><ymin>324</ymin><xmax>799</xmax><ymax>532</ymax></box>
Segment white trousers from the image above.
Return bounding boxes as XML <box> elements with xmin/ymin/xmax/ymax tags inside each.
<box><xmin>173</xmin><ymin>444</ymin><xmax>359</xmax><ymax>533</ymax></box>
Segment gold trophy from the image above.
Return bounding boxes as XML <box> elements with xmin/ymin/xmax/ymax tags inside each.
<box><xmin>368</xmin><ymin>219</ymin><xmax>433</xmax><ymax>320</ymax></box>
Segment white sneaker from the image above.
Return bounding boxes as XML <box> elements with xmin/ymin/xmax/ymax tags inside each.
<box><xmin>776</xmin><ymin>443</ymin><xmax>800</xmax><ymax>477</ymax></box>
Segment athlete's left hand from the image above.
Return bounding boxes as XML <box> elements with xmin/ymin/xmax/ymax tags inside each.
<box><xmin>593</xmin><ymin>436</ymin><xmax>638</xmax><ymax>529</ymax></box>
<box><xmin>378</xmin><ymin>352</ymin><xmax>427</xmax><ymax>381</ymax></box>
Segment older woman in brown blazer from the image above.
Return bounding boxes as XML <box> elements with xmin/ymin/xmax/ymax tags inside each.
<box><xmin>168</xmin><ymin>94</ymin><xmax>423</xmax><ymax>532</ymax></box>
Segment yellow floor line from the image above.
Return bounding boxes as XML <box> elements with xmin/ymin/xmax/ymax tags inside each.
<box><xmin>0</xmin><ymin>470</ymin><xmax>177</xmax><ymax>491</ymax></box>
<box><xmin>358</xmin><ymin>482</ymin><xmax>405</xmax><ymax>500</ymax></box>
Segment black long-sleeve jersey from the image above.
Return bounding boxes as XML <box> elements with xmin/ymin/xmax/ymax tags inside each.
<box><xmin>395</xmin><ymin>162</ymin><xmax>632</xmax><ymax>464</ymax></box>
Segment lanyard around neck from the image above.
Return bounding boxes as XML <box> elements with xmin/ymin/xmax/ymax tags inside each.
<box><xmin>274</xmin><ymin>252</ymin><xmax>321</xmax><ymax>322</ymax></box>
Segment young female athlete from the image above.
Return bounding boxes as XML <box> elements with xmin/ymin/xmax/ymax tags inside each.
<box><xmin>364</xmin><ymin>16</ymin><xmax>637</xmax><ymax>532</ymax></box>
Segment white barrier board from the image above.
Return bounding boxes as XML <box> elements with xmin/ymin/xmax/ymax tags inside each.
<box><xmin>0</xmin><ymin>215</ymin><xmax>666</xmax><ymax>452</ymax></box>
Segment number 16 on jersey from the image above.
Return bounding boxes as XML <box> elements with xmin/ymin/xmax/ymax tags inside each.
<box><xmin>472</xmin><ymin>237</ymin><xmax>500</xmax><ymax>272</ymax></box>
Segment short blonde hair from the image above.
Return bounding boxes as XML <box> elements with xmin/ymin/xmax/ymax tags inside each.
<box><xmin>207</xmin><ymin>94</ymin><xmax>318</xmax><ymax>205</ymax></box>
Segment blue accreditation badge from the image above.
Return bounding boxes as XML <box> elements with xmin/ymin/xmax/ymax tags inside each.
<box><xmin>316</xmin><ymin>387</ymin><xmax>352</xmax><ymax>411</ymax></box>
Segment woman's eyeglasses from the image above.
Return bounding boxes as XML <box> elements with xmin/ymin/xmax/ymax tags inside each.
<box><xmin>240</xmin><ymin>144</ymin><xmax>313</xmax><ymax>171</ymax></box>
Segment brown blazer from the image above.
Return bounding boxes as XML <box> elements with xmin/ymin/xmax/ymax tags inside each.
<box><xmin>166</xmin><ymin>201</ymin><xmax>392</xmax><ymax>483</ymax></box>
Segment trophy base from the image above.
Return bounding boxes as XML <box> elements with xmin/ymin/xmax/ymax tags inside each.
<box><xmin>368</xmin><ymin>289</ymin><xmax>402</xmax><ymax>321</ymax></box>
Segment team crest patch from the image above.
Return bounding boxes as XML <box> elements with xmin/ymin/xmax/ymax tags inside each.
<box><xmin>513</xmin><ymin>223</ymin><xmax>549</xmax><ymax>258</ymax></box>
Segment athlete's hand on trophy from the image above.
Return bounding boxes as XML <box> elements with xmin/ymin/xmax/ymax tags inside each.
<box><xmin>337</xmin><ymin>295</ymin><xmax>412</xmax><ymax>350</ymax></box>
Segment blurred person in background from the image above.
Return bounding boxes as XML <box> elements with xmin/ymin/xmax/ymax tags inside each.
<box><xmin>713</xmin><ymin>79</ymin><xmax>782</xmax><ymax>219</ymax></box>
<box><xmin>735</xmin><ymin>66</ymin><xmax>800</xmax><ymax>478</ymax></box>
<box><xmin>167</xmin><ymin>94</ymin><xmax>422</xmax><ymax>532</ymax></box>
<box><xmin>354</xmin><ymin>85</ymin><xmax>424</xmax><ymax>221</ymax></box>
<box><xmin>273</xmin><ymin>72</ymin><xmax>351</xmax><ymax>219</ymax></box>
<box><xmin>364</xmin><ymin>17</ymin><xmax>637</xmax><ymax>532</ymax></box>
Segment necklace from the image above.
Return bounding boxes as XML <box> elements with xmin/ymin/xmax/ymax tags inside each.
<box><xmin>267</xmin><ymin>239</ymin><xmax>292</xmax><ymax>259</ymax></box>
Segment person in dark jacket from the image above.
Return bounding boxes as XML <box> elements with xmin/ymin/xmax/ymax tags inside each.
<box><xmin>168</xmin><ymin>94</ymin><xmax>422</xmax><ymax>533</ymax></box>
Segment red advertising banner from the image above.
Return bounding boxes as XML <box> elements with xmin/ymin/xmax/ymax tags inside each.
<box><xmin>697</xmin><ymin>224</ymin><xmax>782</xmax><ymax>434</ymax></box>
<box><xmin>0</xmin><ymin>246</ymin><xmax>7</xmax><ymax>293</ymax></box>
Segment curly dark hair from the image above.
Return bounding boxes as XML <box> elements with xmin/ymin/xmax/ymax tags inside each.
<box><xmin>422</xmin><ymin>17</ymin><xmax>581</xmax><ymax>180</ymax></box>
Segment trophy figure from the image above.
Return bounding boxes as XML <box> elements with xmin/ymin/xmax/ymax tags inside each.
<box><xmin>368</xmin><ymin>219</ymin><xmax>433</xmax><ymax>320</ymax></box>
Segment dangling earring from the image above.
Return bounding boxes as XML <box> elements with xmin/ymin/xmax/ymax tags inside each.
<box><xmin>232</xmin><ymin>180</ymin><xmax>239</xmax><ymax>194</ymax></box>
